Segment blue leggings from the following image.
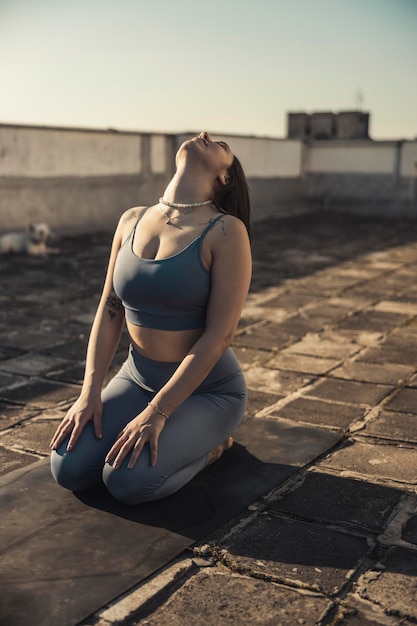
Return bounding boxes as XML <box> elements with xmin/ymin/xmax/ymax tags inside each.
<box><xmin>50</xmin><ymin>346</ymin><xmax>246</xmax><ymax>505</ymax></box>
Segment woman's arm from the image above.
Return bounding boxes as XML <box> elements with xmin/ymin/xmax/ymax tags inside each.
<box><xmin>50</xmin><ymin>209</ymin><xmax>139</xmax><ymax>451</ymax></box>
<box><xmin>83</xmin><ymin>207</ymin><xmax>147</xmax><ymax>391</ymax></box>
<box><xmin>81</xmin><ymin>287</ymin><xmax>125</xmax><ymax>394</ymax></box>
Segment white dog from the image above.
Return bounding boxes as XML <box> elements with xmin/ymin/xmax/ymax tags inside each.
<box><xmin>0</xmin><ymin>223</ymin><xmax>59</xmax><ymax>256</ymax></box>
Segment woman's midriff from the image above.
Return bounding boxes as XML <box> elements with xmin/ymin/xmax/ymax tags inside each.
<box><xmin>127</xmin><ymin>322</ymin><xmax>205</xmax><ymax>362</ymax></box>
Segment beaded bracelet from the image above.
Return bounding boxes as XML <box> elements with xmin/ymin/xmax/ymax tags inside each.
<box><xmin>148</xmin><ymin>401</ymin><xmax>170</xmax><ymax>420</ymax></box>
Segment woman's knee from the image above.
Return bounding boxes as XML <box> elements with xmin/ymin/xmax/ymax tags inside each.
<box><xmin>102</xmin><ymin>462</ymin><xmax>165</xmax><ymax>505</ymax></box>
<box><xmin>51</xmin><ymin>449</ymin><xmax>80</xmax><ymax>491</ymax></box>
<box><xmin>50</xmin><ymin>447</ymin><xmax>99</xmax><ymax>492</ymax></box>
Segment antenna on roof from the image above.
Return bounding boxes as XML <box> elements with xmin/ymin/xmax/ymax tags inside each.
<box><xmin>355</xmin><ymin>87</ymin><xmax>364</xmax><ymax>111</ymax></box>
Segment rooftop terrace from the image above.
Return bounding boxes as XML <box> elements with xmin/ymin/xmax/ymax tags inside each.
<box><xmin>1</xmin><ymin>211</ymin><xmax>417</xmax><ymax>625</ymax></box>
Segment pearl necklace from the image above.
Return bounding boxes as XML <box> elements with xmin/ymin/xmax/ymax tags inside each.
<box><xmin>159</xmin><ymin>197</ymin><xmax>212</xmax><ymax>209</ymax></box>
<box><xmin>158</xmin><ymin>197</ymin><xmax>213</xmax><ymax>225</ymax></box>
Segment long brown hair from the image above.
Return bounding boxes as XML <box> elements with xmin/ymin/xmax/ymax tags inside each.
<box><xmin>213</xmin><ymin>156</ymin><xmax>251</xmax><ymax>238</ymax></box>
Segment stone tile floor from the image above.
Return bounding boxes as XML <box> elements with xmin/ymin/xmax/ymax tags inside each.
<box><xmin>1</xmin><ymin>211</ymin><xmax>417</xmax><ymax>625</ymax></box>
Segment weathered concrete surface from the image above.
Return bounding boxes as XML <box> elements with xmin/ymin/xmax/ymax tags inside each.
<box><xmin>215</xmin><ymin>513</ymin><xmax>372</xmax><ymax>595</ymax></box>
<box><xmin>1</xmin><ymin>212</ymin><xmax>417</xmax><ymax>625</ymax></box>
<box><xmin>358</xmin><ymin>547</ymin><xmax>417</xmax><ymax>622</ymax></box>
<box><xmin>321</xmin><ymin>440</ymin><xmax>417</xmax><ymax>484</ymax></box>
<box><xmin>270</xmin><ymin>470</ymin><xmax>402</xmax><ymax>533</ymax></box>
<box><xmin>134</xmin><ymin>568</ymin><xmax>333</xmax><ymax>626</ymax></box>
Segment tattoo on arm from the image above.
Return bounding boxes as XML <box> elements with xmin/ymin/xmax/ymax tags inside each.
<box><xmin>219</xmin><ymin>218</ymin><xmax>227</xmax><ymax>237</ymax></box>
<box><xmin>105</xmin><ymin>291</ymin><xmax>123</xmax><ymax>321</ymax></box>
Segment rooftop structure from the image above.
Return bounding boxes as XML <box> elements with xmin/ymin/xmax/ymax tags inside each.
<box><xmin>288</xmin><ymin>110</ymin><xmax>370</xmax><ymax>140</ymax></box>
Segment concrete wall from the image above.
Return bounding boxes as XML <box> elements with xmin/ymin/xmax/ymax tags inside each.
<box><xmin>400</xmin><ymin>142</ymin><xmax>417</xmax><ymax>203</ymax></box>
<box><xmin>0</xmin><ymin>125</ymin><xmax>175</xmax><ymax>233</ymax></box>
<box><xmin>306</xmin><ymin>142</ymin><xmax>397</xmax><ymax>174</ymax></box>
<box><xmin>0</xmin><ymin>126</ymin><xmax>142</xmax><ymax>177</ymax></box>
<box><xmin>303</xmin><ymin>140</ymin><xmax>417</xmax><ymax>216</ymax></box>
<box><xmin>1</xmin><ymin>124</ymin><xmax>417</xmax><ymax>234</ymax></box>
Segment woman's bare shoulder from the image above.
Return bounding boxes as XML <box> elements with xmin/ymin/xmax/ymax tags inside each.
<box><xmin>115</xmin><ymin>206</ymin><xmax>147</xmax><ymax>239</ymax></box>
<box><xmin>119</xmin><ymin>206</ymin><xmax>148</xmax><ymax>227</ymax></box>
<box><xmin>210</xmin><ymin>213</ymin><xmax>249</xmax><ymax>241</ymax></box>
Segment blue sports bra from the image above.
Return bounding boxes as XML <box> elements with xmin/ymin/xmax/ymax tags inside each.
<box><xmin>113</xmin><ymin>213</ymin><xmax>223</xmax><ymax>331</ymax></box>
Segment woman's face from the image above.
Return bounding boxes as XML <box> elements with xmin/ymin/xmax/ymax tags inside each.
<box><xmin>178</xmin><ymin>131</ymin><xmax>234</xmax><ymax>174</ymax></box>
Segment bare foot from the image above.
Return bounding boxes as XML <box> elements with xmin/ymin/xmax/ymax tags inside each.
<box><xmin>208</xmin><ymin>436</ymin><xmax>234</xmax><ymax>465</ymax></box>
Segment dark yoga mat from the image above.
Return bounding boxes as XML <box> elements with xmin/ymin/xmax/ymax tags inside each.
<box><xmin>0</xmin><ymin>417</ymin><xmax>340</xmax><ymax>626</ymax></box>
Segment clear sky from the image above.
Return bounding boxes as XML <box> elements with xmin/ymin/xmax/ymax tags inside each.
<box><xmin>1</xmin><ymin>0</ymin><xmax>416</xmax><ymax>140</ymax></box>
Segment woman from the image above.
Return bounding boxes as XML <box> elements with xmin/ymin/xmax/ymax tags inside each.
<box><xmin>50</xmin><ymin>131</ymin><xmax>252</xmax><ymax>505</ymax></box>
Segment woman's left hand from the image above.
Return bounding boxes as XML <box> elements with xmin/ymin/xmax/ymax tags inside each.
<box><xmin>105</xmin><ymin>407</ymin><xmax>167</xmax><ymax>469</ymax></box>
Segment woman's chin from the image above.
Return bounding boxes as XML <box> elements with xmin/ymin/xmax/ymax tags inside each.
<box><xmin>177</xmin><ymin>138</ymin><xmax>203</xmax><ymax>162</ymax></box>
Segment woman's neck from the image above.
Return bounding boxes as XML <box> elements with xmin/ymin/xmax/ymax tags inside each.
<box><xmin>162</xmin><ymin>165</ymin><xmax>214</xmax><ymax>205</ymax></box>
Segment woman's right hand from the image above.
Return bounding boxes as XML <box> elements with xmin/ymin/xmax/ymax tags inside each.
<box><xmin>49</xmin><ymin>387</ymin><xmax>103</xmax><ymax>452</ymax></box>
